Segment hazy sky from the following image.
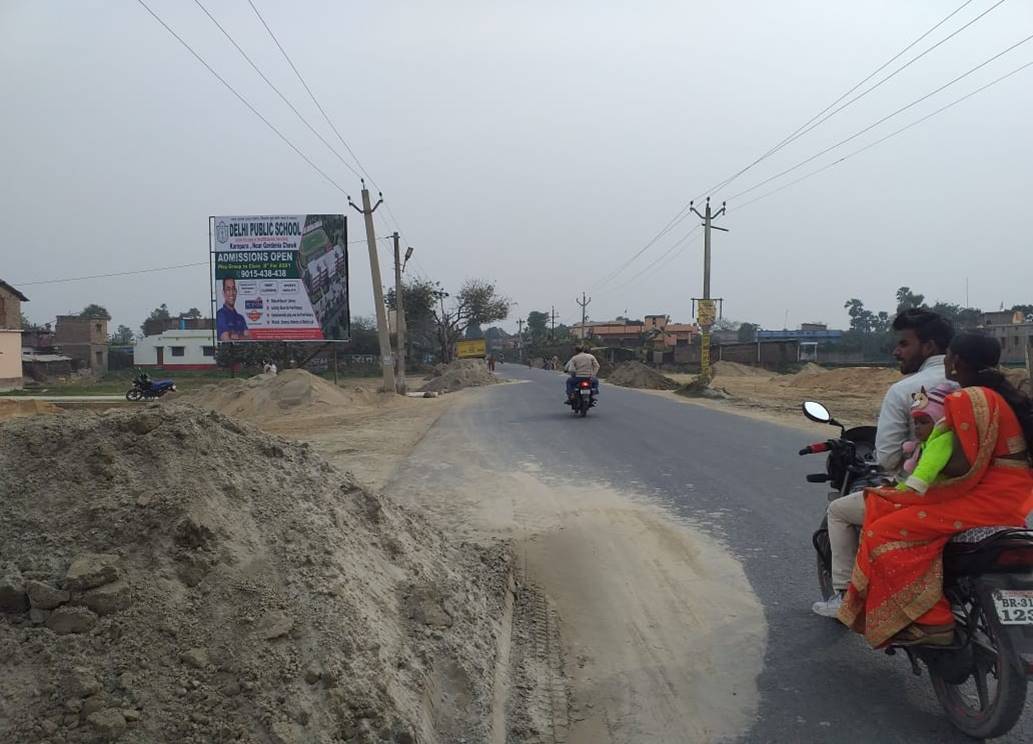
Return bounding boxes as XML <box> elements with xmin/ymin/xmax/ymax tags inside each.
<box><xmin>3</xmin><ymin>0</ymin><xmax>1032</xmax><ymax>335</ymax></box>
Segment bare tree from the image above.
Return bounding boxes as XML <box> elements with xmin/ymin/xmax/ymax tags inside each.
<box><xmin>432</xmin><ymin>279</ymin><xmax>511</xmax><ymax>362</ymax></box>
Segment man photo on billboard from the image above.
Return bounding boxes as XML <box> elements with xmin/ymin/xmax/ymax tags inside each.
<box><xmin>217</xmin><ymin>277</ymin><xmax>251</xmax><ymax>341</ymax></box>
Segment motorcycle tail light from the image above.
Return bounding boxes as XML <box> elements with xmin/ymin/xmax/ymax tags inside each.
<box><xmin>993</xmin><ymin>547</ymin><xmax>1033</xmax><ymax>567</ymax></box>
<box><xmin>580</xmin><ymin>381</ymin><xmax>590</xmax><ymax>388</ymax></box>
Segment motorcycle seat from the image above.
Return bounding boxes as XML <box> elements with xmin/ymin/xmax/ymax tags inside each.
<box><xmin>947</xmin><ymin>526</ymin><xmax>1018</xmax><ymax>544</ymax></box>
<box><xmin>943</xmin><ymin>527</ymin><xmax>1033</xmax><ymax>577</ymax></box>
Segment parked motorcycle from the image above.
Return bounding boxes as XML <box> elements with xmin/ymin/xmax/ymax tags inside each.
<box><xmin>126</xmin><ymin>373</ymin><xmax>176</xmax><ymax>402</ymax></box>
<box><xmin>567</xmin><ymin>377</ymin><xmax>596</xmax><ymax>417</ymax></box>
<box><xmin>801</xmin><ymin>400</ymin><xmax>1033</xmax><ymax>739</ymax></box>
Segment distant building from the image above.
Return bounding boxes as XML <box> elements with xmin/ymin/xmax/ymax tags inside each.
<box><xmin>574</xmin><ymin>317</ymin><xmax>698</xmax><ymax>348</ymax></box>
<box><xmin>54</xmin><ymin>315</ymin><xmax>109</xmax><ymax>373</ymax></box>
<box><xmin>134</xmin><ymin>328</ymin><xmax>218</xmax><ymax>370</ymax></box>
<box><xmin>800</xmin><ymin>322</ymin><xmax>828</xmax><ymax>332</ymax></box>
<box><xmin>0</xmin><ymin>279</ymin><xmax>29</xmax><ymax>390</ymax></box>
<box><xmin>0</xmin><ymin>279</ymin><xmax>28</xmax><ymax>330</ymax></box>
<box><xmin>757</xmin><ymin>328</ymin><xmax>844</xmax><ymax>342</ymax></box>
<box><xmin>982</xmin><ymin>322</ymin><xmax>1033</xmax><ymax>365</ymax></box>
<box><xmin>982</xmin><ymin>310</ymin><xmax>1025</xmax><ymax>327</ymax></box>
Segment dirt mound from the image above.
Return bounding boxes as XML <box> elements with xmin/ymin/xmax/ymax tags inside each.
<box><xmin>606</xmin><ymin>361</ymin><xmax>679</xmax><ymax>390</ymax></box>
<box><xmin>420</xmin><ymin>359</ymin><xmax>497</xmax><ymax>394</ymax></box>
<box><xmin>183</xmin><ymin>369</ymin><xmax>378</xmax><ymax>422</ymax></box>
<box><xmin>0</xmin><ymin>406</ymin><xmax>509</xmax><ymax>743</ymax></box>
<box><xmin>797</xmin><ymin>362</ymin><xmax>826</xmax><ymax>375</ymax></box>
<box><xmin>711</xmin><ymin>361</ymin><xmax>770</xmax><ymax>378</ymax></box>
<box><xmin>782</xmin><ymin>366</ymin><xmax>900</xmax><ymax>395</ymax></box>
<box><xmin>0</xmin><ymin>399</ymin><xmax>61</xmax><ymax>420</ymax></box>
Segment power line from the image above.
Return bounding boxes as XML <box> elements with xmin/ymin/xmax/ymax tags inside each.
<box><xmin>17</xmin><ymin>237</ymin><xmax>391</xmax><ymax>288</ymax></box>
<box><xmin>734</xmin><ymin>56</ymin><xmax>1033</xmax><ymax>212</ymax></box>
<box><xmin>603</xmin><ymin>226</ymin><xmax>702</xmax><ymax>296</ymax></box>
<box><xmin>192</xmin><ymin>0</ymin><xmax>362</xmax><ymax>180</ymax></box>
<box><xmin>707</xmin><ymin>0</ymin><xmax>994</xmax><ymax>198</ymax></box>
<box><xmin>595</xmin><ymin>1</ymin><xmax>989</xmax><ymax>290</ymax></box>
<box><xmin>728</xmin><ymin>31</ymin><xmax>1033</xmax><ymax>201</ymax></box>
<box><xmin>16</xmin><ymin>262</ymin><xmax>209</xmax><ymax>287</ymax></box>
<box><xmin>246</xmin><ymin>1</ymin><xmax>419</xmax><ymax>272</ymax></box>
<box><xmin>246</xmin><ymin>0</ymin><xmax>375</xmax><ymax>188</ymax></box>
<box><xmin>134</xmin><ymin>0</ymin><xmax>350</xmax><ymax>197</ymax></box>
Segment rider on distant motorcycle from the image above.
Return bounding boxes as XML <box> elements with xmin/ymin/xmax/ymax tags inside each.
<box><xmin>564</xmin><ymin>345</ymin><xmax>600</xmax><ymax>403</ymax></box>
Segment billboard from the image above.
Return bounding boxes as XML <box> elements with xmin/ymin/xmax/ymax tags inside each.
<box><xmin>456</xmin><ymin>339</ymin><xmax>487</xmax><ymax>359</ymax></box>
<box><xmin>211</xmin><ymin>215</ymin><xmax>348</xmax><ymax>342</ymax></box>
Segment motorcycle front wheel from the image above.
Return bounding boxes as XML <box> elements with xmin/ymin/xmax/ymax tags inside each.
<box><xmin>929</xmin><ymin>605</ymin><xmax>1028</xmax><ymax>740</ymax></box>
<box><xmin>814</xmin><ymin>516</ymin><xmax>835</xmax><ymax>601</ymax></box>
<box><xmin>126</xmin><ymin>388</ymin><xmax>143</xmax><ymax>402</ymax></box>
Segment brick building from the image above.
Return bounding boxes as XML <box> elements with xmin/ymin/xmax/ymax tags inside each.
<box><xmin>54</xmin><ymin>315</ymin><xmax>109</xmax><ymax>373</ymax></box>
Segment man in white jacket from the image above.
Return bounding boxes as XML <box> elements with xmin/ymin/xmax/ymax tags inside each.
<box><xmin>812</xmin><ymin>309</ymin><xmax>956</xmax><ymax>618</ymax></box>
<box><xmin>564</xmin><ymin>345</ymin><xmax>600</xmax><ymax>402</ymax></box>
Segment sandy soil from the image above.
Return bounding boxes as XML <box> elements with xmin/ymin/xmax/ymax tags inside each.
<box><xmin>387</xmin><ymin>394</ymin><xmax>767</xmax><ymax>743</ymax></box>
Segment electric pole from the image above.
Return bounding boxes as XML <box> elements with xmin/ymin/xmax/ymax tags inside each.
<box><xmin>550</xmin><ymin>306</ymin><xmax>557</xmax><ymax>339</ymax></box>
<box><xmin>689</xmin><ymin>197</ymin><xmax>727</xmax><ymax>383</ymax></box>
<box><xmin>517</xmin><ymin>318</ymin><xmax>524</xmax><ymax>362</ymax></box>
<box><xmin>392</xmin><ymin>232</ymin><xmax>410</xmax><ymax>395</ymax></box>
<box><xmin>576</xmin><ymin>292</ymin><xmax>591</xmax><ymax>339</ymax></box>
<box><xmin>349</xmin><ymin>181</ymin><xmax>396</xmax><ymax>393</ymax></box>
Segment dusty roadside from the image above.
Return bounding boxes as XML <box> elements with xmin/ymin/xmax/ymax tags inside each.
<box><xmin>386</xmin><ymin>391</ymin><xmax>768</xmax><ymax>744</ymax></box>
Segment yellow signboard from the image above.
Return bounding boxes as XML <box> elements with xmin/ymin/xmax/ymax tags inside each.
<box><xmin>456</xmin><ymin>339</ymin><xmax>487</xmax><ymax>359</ymax></box>
<box><xmin>697</xmin><ymin>299</ymin><xmax>717</xmax><ymax>328</ymax></box>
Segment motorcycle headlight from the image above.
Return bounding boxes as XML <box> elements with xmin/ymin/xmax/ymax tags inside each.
<box><xmin>171</xmin><ymin>384</ymin><xmax>177</xmax><ymax>391</ymax></box>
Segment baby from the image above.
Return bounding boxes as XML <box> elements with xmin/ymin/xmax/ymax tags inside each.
<box><xmin>899</xmin><ymin>383</ymin><xmax>957</xmax><ymax>494</ymax></box>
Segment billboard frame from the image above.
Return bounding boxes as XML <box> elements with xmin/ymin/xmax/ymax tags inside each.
<box><xmin>208</xmin><ymin>215</ymin><xmax>351</xmax><ymax>347</ymax></box>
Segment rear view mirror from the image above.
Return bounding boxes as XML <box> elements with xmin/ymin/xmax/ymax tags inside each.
<box><xmin>802</xmin><ymin>401</ymin><xmax>832</xmax><ymax>424</ymax></box>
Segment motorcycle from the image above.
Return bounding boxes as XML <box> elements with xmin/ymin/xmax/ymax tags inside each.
<box><xmin>801</xmin><ymin>400</ymin><xmax>1033</xmax><ymax>739</ymax></box>
<box><xmin>567</xmin><ymin>377</ymin><xmax>597</xmax><ymax>417</ymax></box>
<box><xmin>126</xmin><ymin>373</ymin><xmax>176</xmax><ymax>402</ymax></box>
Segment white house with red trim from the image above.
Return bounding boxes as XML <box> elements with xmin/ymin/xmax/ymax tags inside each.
<box><xmin>134</xmin><ymin>329</ymin><xmax>218</xmax><ymax>370</ymax></box>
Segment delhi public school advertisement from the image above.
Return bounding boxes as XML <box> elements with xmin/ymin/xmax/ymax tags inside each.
<box><xmin>211</xmin><ymin>215</ymin><xmax>349</xmax><ymax>342</ymax></box>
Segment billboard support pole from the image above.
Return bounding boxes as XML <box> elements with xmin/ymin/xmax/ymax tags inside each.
<box><xmin>333</xmin><ymin>344</ymin><xmax>339</xmax><ymax>386</ymax></box>
<box><xmin>350</xmin><ymin>182</ymin><xmax>396</xmax><ymax>393</ymax></box>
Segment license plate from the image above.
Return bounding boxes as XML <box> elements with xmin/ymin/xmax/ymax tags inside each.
<box><xmin>580</xmin><ymin>388</ymin><xmax>591</xmax><ymax>395</ymax></box>
<box><xmin>992</xmin><ymin>590</ymin><xmax>1033</xmax><ymax>625</ymax></box>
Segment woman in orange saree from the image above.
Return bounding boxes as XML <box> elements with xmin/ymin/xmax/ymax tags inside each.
<box><xmin>839</xmin><ymin>334</ymin><xmax>1033</xmax><ymax>648</ymax></box>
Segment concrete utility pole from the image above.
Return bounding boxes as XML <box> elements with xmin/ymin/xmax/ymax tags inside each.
<box><xmin>517</xmin><ymin>318</ymin><xmax>524</xmax><ymax>361</ymax></box>
<box><xmin>349</xmin><ymin>181</ymin><xmax>395</xmax><ymax>393</ymax></box>
<box><xmin>689</xmin><ymin>197</ymin><xmax>728</xmax><ymax>383</ymax></box>
<box><xmin>576</xmin><ymin>292</ymin><xmax>591</xmax><ymax>339</ymax></box>
<box><xmin>392</xmin><ymin>232</ymin><xmax>411</xmax><ymax>394</ymax></box>
<box><xmin>550</xmin><ymin>306</ymin><xmax>557</xmax><ymax>339</ymax></box>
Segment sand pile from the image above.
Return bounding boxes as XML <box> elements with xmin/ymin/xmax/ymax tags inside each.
<box><xmin>782</xmin><ymin>366</ymin><xmax>900</xmax><ymax>395</ymax></box>
<box><xmin>711</xmin><ymin>361</ymin><xmax>770</xmax><ymax>378</ymax></box>
<box><xmin>183</xmin><ymin>369</ymin><xmax>378</xmax><ymax>423</ymax></box>
<box><xmin>0</xmin><ymin>399</ymin><xmax>61</xmax><ymax>420</ymax></box>
<box><xmin>606</xmin><ymin>361</ymin><xmax>679</xmax><ymax>390</ymax></box>
<box><xmin>419</xmin><ymin>359</ymin><xmax>497</xmax><ymax>394</ymax></box>
<box><xmin>0</xmin><ymin>406</ymin><xmax>510</xmax><ymax>743</ymax></box>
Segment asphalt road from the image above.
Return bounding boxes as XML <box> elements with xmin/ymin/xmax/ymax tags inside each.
<box><xmin>461</xmin><ymin>365</ymin><xmax>1032</xmax><ymax>743</ymax></box>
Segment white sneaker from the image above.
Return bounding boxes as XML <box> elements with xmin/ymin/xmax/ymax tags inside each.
<box><xmin>812</xmin><ymin>593</ymin><xmax>844</xmax><ymax>618</ymax></box>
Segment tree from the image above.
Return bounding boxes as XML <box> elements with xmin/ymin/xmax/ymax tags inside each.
<box><xmin>182</xmin><ymin>307</ymin><xmax>202</xmax><ymax>319</ymax></box>
<box><xmin>844</xmin><ymin>298</ymin><xmax>873</xmax><ymax>334</ymax></box>
<box><xmin>526</xmin><ymin>311</ymin><xmax>549</xmax><ymax>341</ymax></box>
<box><xmin>895</xmin><ymin>287</ymin><xmax>926</xmax><ymax>315</ymax></box>
<box><xmin>465</xmin><ymin>323</ymin><xmax>484</xmax><ymax>339</ymax></box>
<box><xmin>19</xmin><ymin>311</ymin><xmax>34</xmax><ymax>329</ymax></box>
<box><xmin>737</xmin><ymin>322</ymin><xmax>759</xmax><ymax>343</ymax></box>
<box><xmin>432</xmin><ymin>279</ymin><xmax>511</xmax><ymax>361</ymax></box>
<box><xmin>141</xmin><ymin>304</ymin><xmax>172</xmax><ymax>336</ymax></box>
<box><xmin>109</xmin><ymin>325</ymin><xmax>134</xmax><ymax>345</ymax></box>
<box><xmin>80</xmin><ymin>304</ymin><xmax>111</xmax><ymax>320</ymax></box>
<box><xmin>929</xmin><ymin>301</ymin><xmax>983</xmax><ymax>330</ymax></box>
<box><xmin>386</xmin><ymin>278</ymin><xmax>440</xmax><ymax>359</ymax></box>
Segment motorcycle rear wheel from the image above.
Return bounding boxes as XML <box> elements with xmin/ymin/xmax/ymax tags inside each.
<box><xmin>126</xmin><ymin>389</ymin><xmax>143</xmax><ymax>402</ymax></box>
<box><xmin>929</xmin><ymin>606</ymin><xmax>1028</xmax><ymax>740</ymax></box>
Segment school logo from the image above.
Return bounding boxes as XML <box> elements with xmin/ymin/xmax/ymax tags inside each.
<box><xmin>216</xmin><ymin>221</ymin><xmax>229</xmax><ymax>244</ymax></box>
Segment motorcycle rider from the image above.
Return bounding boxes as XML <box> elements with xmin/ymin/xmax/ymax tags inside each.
<box><xmin>812</xmin><ymin>308</ymin><xmax>955</xmax><ymax>617</ymax></box>
<box><xmin>564</xmin><ymin>345</ymin><xmax>600</xmax><ymax>403</ymax></box>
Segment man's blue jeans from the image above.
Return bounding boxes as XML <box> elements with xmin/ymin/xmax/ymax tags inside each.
<box><xmin>566</xmin><ymin>375</ymin><xmax>599</xmax><ymax>397</ymax></box>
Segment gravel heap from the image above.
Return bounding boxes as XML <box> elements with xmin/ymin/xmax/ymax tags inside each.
<box><xmin>605</xmin><ymin>361</ymin><xmax>679</xmax><ymax>390</ymax></box>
